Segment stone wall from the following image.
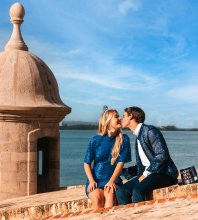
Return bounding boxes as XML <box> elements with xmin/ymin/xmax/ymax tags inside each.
<box><xmin>153</xmin><ymin>183</ymin><xmax>198</xmax><ymax>200</ymax></box>
<box><xmin>1</xmin><ymin>183</ymin><xmax>198</xmax><ymax>219</ymax></box>
<box><xmin>0</xmin><ymin>121</ymin><xmax>60</xmax><ymax>200</ymax></box>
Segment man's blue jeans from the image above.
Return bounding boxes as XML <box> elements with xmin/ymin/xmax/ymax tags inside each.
<box><xmin>116</xmin><ymin>174</ymin><xmax>176</xmax><ymax>205</ymax></box>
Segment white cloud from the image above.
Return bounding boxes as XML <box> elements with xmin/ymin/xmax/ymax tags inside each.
<box><xmin>118</xmin><ymin>0</ymin><xmax>141</xmax><ymax>15</ymax></box>
<box><xmin>168</xmin><ymin>85</ymin><xmax>198</xmax><ymax>103</ymax></box>
<box><xmin>62</xmin><ymin>96</ymin><xmax>104</xmax><ymax>106</ymax></box>
<box><xmin>61</xmin><ymin>72</ymin><xmax>126</xmax><ymax>90</ymax></box>
<box><xmin>60</xmin><ymin>69</ymin><xmax>159</xmax><ymax>91</ymax></box>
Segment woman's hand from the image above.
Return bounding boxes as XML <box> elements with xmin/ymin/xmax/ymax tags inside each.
<box><xmin>88</xmin><ymin>181</ymin><xmax>97</xmax><ymax>193</ymax></box>
<box><xmin>104</xmin><ymin>181</ymin><xmax>118</xmax><ymax>193</ymax></box>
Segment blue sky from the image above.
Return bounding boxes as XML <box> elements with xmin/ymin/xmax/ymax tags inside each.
<box><xmin>0</xmin><ymin>0</ymin><xmax>198</xmax><ymax>128</ymax></box>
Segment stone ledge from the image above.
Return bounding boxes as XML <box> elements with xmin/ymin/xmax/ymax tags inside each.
<box><xmin>44</xmin><ymin>195</ymin><xmax>198</xmax><ymax>219</ymax></box>
<box><xmin>1</xmin><ymin>183</ymin><xmax>198</xmax><ymax>219</ymax></box>
<box><xmin>153</xmin><ymin>183</ymin><xmax>198</xmax><ymax>200</ymax></box>
<box><xmin>0</xmin><ymin>185</ymin><xmax>91</xmax><ymax>219</ymax></box>
<box><xmin>0</xmin><ymin>198</ymin><xmax>91</xmax><ymax>219</ymax></box>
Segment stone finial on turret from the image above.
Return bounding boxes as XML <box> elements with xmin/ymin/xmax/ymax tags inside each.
<box><xmin>5</xmin><ymin>2</ymin><xmax>28</xmax><ymax>51</ymax></box>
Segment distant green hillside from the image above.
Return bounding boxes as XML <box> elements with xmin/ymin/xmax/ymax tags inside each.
<box><xmin>60</xmin><ymin>121</ymin><xmax>98</xmax><ymax>130</ymax></box>
<box><xmin>60</xmin><ymin>122</ymin><xmax>198</xmax><ymax>131</ymax></box>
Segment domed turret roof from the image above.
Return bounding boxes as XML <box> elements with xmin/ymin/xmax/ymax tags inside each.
<box><xmin>0</xmin><ymin>3</ymin><xmax>71</xmax><ymax>121</ymax></box>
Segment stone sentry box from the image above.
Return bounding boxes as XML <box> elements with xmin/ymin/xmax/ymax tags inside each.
<box><xmin>0</xmin><ymin>3</ymin><xmax>71</xmax><ymax>201</ymax></box>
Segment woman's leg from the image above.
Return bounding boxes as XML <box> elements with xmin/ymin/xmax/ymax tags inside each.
<box><xmin>88</xmin><ymin>188</ymin><xmax>105</xmax><ymax>210</ymax></box>
<box><xmin>104</xmin><ymin>190</ymin><xmax>116</xmax><ymax>208</ymax></box>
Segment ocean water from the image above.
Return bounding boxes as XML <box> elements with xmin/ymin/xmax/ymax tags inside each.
<box><xmin>60</xmin><ymin>130</ymin><xmax>198</xmax><ymax>187</ymax></box>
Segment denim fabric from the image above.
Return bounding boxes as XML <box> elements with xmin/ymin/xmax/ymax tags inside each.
<box><xmin>116</xmin><ymin>174</ymin><xmax>176</xmax><ymax>204</ymax></box>
<box><xmin>116</xmin><ymin>176</ymin><xmax>139</xmax><ymax>204</ymax></box>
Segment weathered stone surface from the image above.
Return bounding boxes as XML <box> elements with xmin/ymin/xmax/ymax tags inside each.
<box><xmin>0</xmin><ymin>184</ymin><xmax>198</xmax><ymax>220</ymax></box>
<box><xmin>65</xmin><ymin>197</ymin><xmax>198</xmax><ymax>220</ymax></box>
<box><xmin>153</xmin><ymin>183</ymin><xmax>198</xmax><ymax>200</ymax></box>
<box><xmin>0</xmin><ymin>185</ymin><xmax>90</xmax><ymax>219</ymax></box>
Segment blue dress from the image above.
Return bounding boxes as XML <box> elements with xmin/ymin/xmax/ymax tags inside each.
<box><xmin>84</xmin><ymin>134</ymin><xmax>131</xmax><ymax>196</ymax></box>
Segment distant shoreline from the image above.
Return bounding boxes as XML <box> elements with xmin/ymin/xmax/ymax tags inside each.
<box><xmin>60</xmin><ymin>124</ymin><xmax>198</xmax><ymax>131</ymax></box>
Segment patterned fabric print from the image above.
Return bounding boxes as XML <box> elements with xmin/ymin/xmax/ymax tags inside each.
<box><xmin>136</xmin><ymin>124</ymin><xmax>178</xmax><ymax>179</ymax></box>
<box><xmin>84</xmin><ymin>134</ymin><xmax>131</xmax><ymax>196</ymax></box>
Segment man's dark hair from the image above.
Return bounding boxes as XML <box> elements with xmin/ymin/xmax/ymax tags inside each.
<box><xmin>124</xmin><ymin>106</ymin><xmax>145</xmax><ymax>123</ymax></box>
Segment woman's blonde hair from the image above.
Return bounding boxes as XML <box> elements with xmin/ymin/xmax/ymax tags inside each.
<box><xmin>98</xmin><ymin>109</ymin><xmax>123</xmax><ymax>165</ymax></box>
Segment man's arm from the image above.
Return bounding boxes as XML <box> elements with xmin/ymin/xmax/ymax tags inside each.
<box><xmin>146</xmin><ymin>127</ymin><xmax>169</xmax><ymax>174</ymax></box>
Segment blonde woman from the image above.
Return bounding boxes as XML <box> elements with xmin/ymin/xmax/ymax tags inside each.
<box><xmin>84</xmin><ymin>109</ymin><xmax>131</xmax><ymax>210</ymax></box>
